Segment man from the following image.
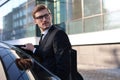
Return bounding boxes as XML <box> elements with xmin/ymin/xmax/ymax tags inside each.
<box><xmin>16</xmin><ymin>4</ymin><xmax>72</xmax><ymax>80</ymax></box>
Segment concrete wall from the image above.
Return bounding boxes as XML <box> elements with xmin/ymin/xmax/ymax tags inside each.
<box><xmin>72</xmin><ymin>44</ymin><xmax>120</xmax><ymax>80</ymax></box>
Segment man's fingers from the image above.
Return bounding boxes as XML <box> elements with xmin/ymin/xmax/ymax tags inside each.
<box><xmin>15</xmin><ymin>58</ymin><xmax>32</xmax><ymax>70</ymax></box>
<box><xmin>21</xmin><ymin>46</ymin><xmax>27</xmax><ymax>49</ymax></box>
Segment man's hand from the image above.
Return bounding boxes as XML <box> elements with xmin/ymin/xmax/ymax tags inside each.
<box><xmin>15</xmin><ymin>58</ymin><xmax>33</xmax><ymax>70</ymax></box>
<box><xmin>21</xmin><ymin>43</ymin><xmax>34</xmax><ymax>51</ymax></box>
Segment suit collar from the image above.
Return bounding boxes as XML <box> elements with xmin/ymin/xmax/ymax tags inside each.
<box><xmin>40</xmin><ymin>25</ymin><xmax>56</xmax><ymax>46</ymax></box>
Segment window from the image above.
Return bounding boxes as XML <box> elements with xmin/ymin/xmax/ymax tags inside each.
<box><xmin>84</xmin><ymin>0</ymin><xmax>101</xmax><ymax>17</ymax></box>
<box><xmin>72</xmin><ymin>0</ymin><xmax>82</xmax><ymax>19</ymax></box>
<box><xmin>104</xmin><ymin>11</ymin><xmax>120</xmax><ymax>29</ymax></box>
<box><xmin>103</xmin><ymin>0</ymin><xmax>120</xmax><ymax>13</ymax></box>
<box><xmin>84</xmin><ymin>16</ymin><xmax>103</xmax><ymax>32</ymax></box>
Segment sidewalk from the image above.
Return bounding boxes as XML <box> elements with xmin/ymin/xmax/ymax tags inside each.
<box><xmin>78</xmin><ymin>68</ymin><xmax>120</xmax><ymax>80</ymax></box>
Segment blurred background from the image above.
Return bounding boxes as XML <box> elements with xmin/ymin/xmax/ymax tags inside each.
<box><xmin>1</xmin><ymin>0</ymin><xmax>120</xmax><ymax>80</ymax></box>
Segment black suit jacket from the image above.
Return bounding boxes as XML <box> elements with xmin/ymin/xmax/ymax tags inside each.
<box><xmin>34</xmin><ymin>25</ymin><xmax>72</xmax><ymax>80</ymax></box>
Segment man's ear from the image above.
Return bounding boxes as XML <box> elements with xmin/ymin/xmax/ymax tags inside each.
<box><xmin>34</xmin><ymin>19</ymin><xmax>37</xmax><ymax>24</ymax></box>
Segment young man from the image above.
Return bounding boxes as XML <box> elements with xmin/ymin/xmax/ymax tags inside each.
<box><xmin>16</xmin><ymin>4</ymin><xmax>72</xmax><ymax>80</ymax></box>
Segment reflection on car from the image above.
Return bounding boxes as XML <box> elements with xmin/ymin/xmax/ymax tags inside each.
<box><xmin>0</xmin><ymin>41</ymin><xmax>61</xmax><ymax>80</ymax></box>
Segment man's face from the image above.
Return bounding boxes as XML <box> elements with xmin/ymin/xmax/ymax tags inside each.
<box><xmin>34</xmin><ymin>9</ymin><xmax>52</xmax><ymax>31</ymax></box>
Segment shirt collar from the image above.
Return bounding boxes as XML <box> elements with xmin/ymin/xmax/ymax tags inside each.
<box><xmin>41</xmin><ymin>26</ymin><xmax>52</xmax><ymax>37</ymax></box>
<box><xmin>42</xmin><ymin>29</ymin><xmax>49</xmax><ymax>35</ymax></box>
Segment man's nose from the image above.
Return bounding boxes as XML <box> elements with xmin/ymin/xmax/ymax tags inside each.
<box><xmin>42</xmin><ymin>17</ymin><xmax>47</xmax><ymax>21</ymax></box>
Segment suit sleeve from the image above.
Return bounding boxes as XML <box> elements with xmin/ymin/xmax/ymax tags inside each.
<box><xmin>53</xmin><ymin>30</ymin><xmax>71</xmax><ymax>80</ymax></box>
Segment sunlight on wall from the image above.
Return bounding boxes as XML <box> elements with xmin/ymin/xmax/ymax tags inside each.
<box><xmin>103</xmin><ymin>0</ymin><xmax>120</xmax><ymax>12</ymax></box>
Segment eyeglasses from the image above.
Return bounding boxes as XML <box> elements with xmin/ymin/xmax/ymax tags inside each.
<box><xmin>35</xmin><ymin>13</ymin><xmax>50</xmax><ymax>20</ymax></box>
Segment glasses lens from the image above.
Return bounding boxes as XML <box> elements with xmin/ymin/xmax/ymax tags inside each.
<box><xmin>35</xmin><ymin>13</ymin><xmax>50</xmax><ymax>20</ymax></box>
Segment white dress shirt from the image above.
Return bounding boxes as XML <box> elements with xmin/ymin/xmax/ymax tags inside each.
<box><xmin>33</xmin><ymin>27</ymin><xmax>50</xmax><ymax>53</ymax></box>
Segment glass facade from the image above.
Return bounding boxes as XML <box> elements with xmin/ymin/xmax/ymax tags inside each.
<box><xmin>84</xmin><ymin>0</ymin><xmax>101</xmax><ymax>17</ymax></box>
<box><xmin>0</xmin><ymin>0</ymin><xmax>35</xmax><ymax>40</ymax></box>
<box><xmin>0</xmin><ymin>0</ymin><xmax>120</xmax><ymax>41</ymax></box>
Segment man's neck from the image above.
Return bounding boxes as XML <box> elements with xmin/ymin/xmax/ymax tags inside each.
<box><xmin>41</xmin><ymin>25</ymin><xmax>52</xmax><ymax>33</ymax></box>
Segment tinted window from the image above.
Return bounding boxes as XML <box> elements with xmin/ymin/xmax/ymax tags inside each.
<box><xmin>0</xmin><ymin>44</ymin><xmax>35</xmax><ymax>80</ymax></box>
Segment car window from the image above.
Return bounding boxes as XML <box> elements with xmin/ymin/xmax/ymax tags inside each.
<box><xmin>0</xmin><ymin>42</ymin><xmax>35</xmax><ymax>80</ymax></box>
<box><xmin>0</xmin><ymin>41</ymin><xmax>61</xmax><ymax>80</ymax></box>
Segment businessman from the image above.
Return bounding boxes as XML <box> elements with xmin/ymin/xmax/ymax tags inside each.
<box><xmin>16</xmin><ymin>4</ymin><xmax>72</xmax><ymax>80</ymax></box>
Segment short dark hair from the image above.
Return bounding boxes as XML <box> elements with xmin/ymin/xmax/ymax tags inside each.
<box><xmin>32</xmin><ymin>4</ymin><xmax>51</xmax><ymax>19</ymax></box>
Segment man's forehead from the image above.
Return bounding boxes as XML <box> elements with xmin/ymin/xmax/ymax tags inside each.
<box><xmin>35</xmin><ymin>9</ymin><xmax>49</xmax><ymax>16</ymax></box>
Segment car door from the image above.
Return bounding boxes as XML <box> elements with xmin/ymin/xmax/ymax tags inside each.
<box><xmin>0</xmin><ymin>41</ymin><xmax>61</xmax><ymax>80</ymax></box>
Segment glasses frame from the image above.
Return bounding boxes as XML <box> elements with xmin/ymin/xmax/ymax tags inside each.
<box><xmin>35</xmin><ymin>13</ymin><xmax>51</xmax><ymax>20</ymax></box>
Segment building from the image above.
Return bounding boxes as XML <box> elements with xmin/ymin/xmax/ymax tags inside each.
<box><xmin>3</xmin><ymin>0</ymin><xmax>35</xmax><ymax>40</ymax></box>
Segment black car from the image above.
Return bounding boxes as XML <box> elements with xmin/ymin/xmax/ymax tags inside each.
<box><xmin>0</xmin><ymin>41</ymin><xmax>61</xmax><ymax>80</ymax></box>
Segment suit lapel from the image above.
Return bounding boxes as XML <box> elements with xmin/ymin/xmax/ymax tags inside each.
<box><xmin>41</xmin><ymin>25</ymin><xmax>55</xmax><ymax>47</ymax></box>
